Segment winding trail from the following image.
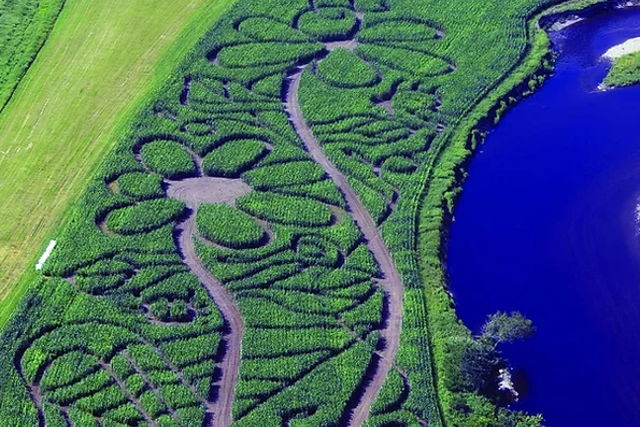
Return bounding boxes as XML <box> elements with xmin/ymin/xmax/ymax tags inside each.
<box><xmin>173</xmin><ymin>196</ymin><xmax>244</xmax><ymax>427</ymax></box>
<box><xmin>284</xmin><ymin>68</ymin><xmax>404</xmax><ymax>426</ymax></box>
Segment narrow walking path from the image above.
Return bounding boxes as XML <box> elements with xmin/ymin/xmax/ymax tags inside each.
<box><xmin>175</xmin><ymin>210</ymin><xmax>243</xmax><ymax>427</ymax></box>
<box><xmin>284</xmin><ymin>68</ymin><xmax>404</xmax><ymax>426</ymax></box>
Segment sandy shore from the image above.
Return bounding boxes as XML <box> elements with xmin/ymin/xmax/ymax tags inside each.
<box><xmin>603</xmin><ymin>36</ymin><xmax>640</xmax><ymax>59</ymax></box>
<box><xmin>548</xmin><ymin>17</ymin><xmax>584</xmax><ymax>32</ymax></box>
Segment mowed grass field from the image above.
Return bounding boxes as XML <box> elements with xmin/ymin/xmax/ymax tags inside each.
<box><xmin>0</xmin><ymin>0</ymin><xmax>236</xmax><ymax>325</ymax></box>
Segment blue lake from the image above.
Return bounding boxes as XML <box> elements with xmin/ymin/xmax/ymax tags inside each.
<box><xmin>447</xmin><ymin>8</ymin><xmax>640</xmax><ymax>426</ymax></box>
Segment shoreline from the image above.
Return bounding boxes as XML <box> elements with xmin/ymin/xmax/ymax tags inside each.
<box><xmin>603</xmin><ymin>36</ymin><xmax>640</xmax><ymax>58</ymax></box>
<box><xmin>418</xmin><ymin>0</ymin><xmax>640</xmax><ymax>424</ymax></box>
<box><xmin>540</xmin><ymin>0</ymin><xmax>640</xmax><ymax>32</ymax></box>
<box><xmin>444</xmin><ymin>5</ymin><xmax>640</xmax><ymax>424</ymax></box>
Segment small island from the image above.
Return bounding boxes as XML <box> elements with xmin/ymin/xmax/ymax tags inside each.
<box><xmin>601</xmin><ymin>37</ymin><xmax>640</xmax><ymax>89</ymax></box>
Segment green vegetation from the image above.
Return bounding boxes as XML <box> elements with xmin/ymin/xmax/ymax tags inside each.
<box><xmin>237</xmin><ymin>191</ymin><xmax>334</xmax><ymax>226</ymax></box>
<box><xmin>359</xmin><ymin>18</ymin><xmax>439</xmax><ymax>42</ymax></box>
<box><xmin>0</xmin><ymin>1</ymin><xmax>388</xmax><ymax>423</ymax></box>
<box><xmin>0</xmin><ymin>0</ymin><xmax>64</xmax><ymax>110</ymax></box>
<box><xmin>105</xmin><ymin>199</ymin><xmax>185</xmax><ymax>235</ymax></box>
<box><xmin>0</xmin><ymin>0</ymin><xmax>609</xmax><ymax>425</ymax></box>
<box><xmin>202</xmin><ymin>139</ymin><xmax>266</xmax><ymax>177</ymax></box>
<box><xmin>0</xmin><ymin>0</ymin><xmax>239</xmax><ymax>326</ymax></box>
<box><xmin>197</xmin><ymin>204</ymin><xmax>265</xmax><ymax>248</ymax></box>
<box><xmin>298</xmin><ymin>7</ymin><xmax>357</xmax><ymax>40</ymax></box>
<box><xmin>459</xmin><ymin>312</ymin><xmax>535</xmax><ymax>396</ymax></box>
<box><xmin>603</xmin><ymin>50</ymin><xmax>640</xmax><ymax>88</ymax></box>
<box><xmin>317</xmin><ymin>48</ymin><xmax>379</xmax><ymax>88</ymax></box>
<box><xmin>243</xmin><ymin>160</ymin><xmax>325</xmax><ymax>189</ymax></box>
<box><xmin>139</xmin><ymin>140</ymin><xmax>197</xmax><ymax>179</ymax></box>
<box><xmin>116</xmin><ymin>172</ymin><xmax>164</xmax><ymax>200</ymax></box>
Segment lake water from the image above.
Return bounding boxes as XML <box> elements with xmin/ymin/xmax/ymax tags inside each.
<box><xmin>447</xmin><ymin>8</ymin><xmax>640</xmax><ymax>426</ymax></box>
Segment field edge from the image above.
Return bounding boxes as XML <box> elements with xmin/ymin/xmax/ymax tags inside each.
<box><xmin>0</xmin><ymin>0</ymin><xmax>239</xmax><ymax>328</ymax></box>
<box><xmin>416</xmin><ymin>0</ymin><xmax>612</xmax><ymax>422</ymax></box>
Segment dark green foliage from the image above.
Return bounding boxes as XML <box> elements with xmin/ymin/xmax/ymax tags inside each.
<box><xmin>298</xmin><ymin>7</ymin><xmax>357</xmax><ymax>41</ymax></box>
<box><xmin>458</xmin><ymin>339</ymin><xmax>498</xmax><ymax>392</ymax></box>
<box><xmin>139</xmin><ymin>140</ymin><xmax>196</xmax><ymax>179</ymax></box>
<box><xmin>0</xmin><ymin>0</ymin><xmax>65</xmax><ymax>108</ymax></box>
<box><xmin>116</xmin><ymin>172</ymin><xmax>164</xmax><ymax>200</ymax></box>
<box><xmin>202</xmin><ymin>139</ymin><xmax>267</xmax><ymax>177</ymax></box>
<box><xmin>316</xmin><ymin>48</ymin><xmax>379</xmax><ymax>88</ymax></box>
<box><xmin>197</xmin><ymin>203</ymin><xmax>265</xmax><ymax>248</ymax></box>
<box><xmin>105</xmin><ymin>199</ymin><xmax>185</xmax><ymax>235</ymax></box>
<box><xmin>237</xmin><ymin>191</ymin><xmax>334</xmax><ymax>226</ymax></box>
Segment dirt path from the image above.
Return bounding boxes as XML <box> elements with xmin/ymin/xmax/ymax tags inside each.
<box><xmin>104</xmin><ymin>139</ymin><xmax>246</xmax><ymax>426</ymax></box>
<box><xmin>166</xmin><ymin>177</ymin><xmax>251</xmax><ymax>207</ymax></box>
<box><xmin>101</xmin><ymin>359</ymin><xmax>158</xmax><ymax>426</ymax></box>
<box><xmin>284</xmin><ymin>69</ymin><xmax>404</xmax><ymax>426</ymax></box>
<box><xmin>175</xmin><ymin>210</ymin><xmax>243</xmax><ymax>427</ymax></box>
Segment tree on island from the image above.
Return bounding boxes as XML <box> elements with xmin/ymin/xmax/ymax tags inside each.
<box><xmin>459</xmin><ymin>311</ymin><xmax>535</xmax><ymax>394</ymax></box>
<box><xmin>444</xmin><ymin>311</ymin><xmax>541</xmax><ymax>426</ymax></box>
<box><xmin>481</xmin><ymin>311</ymin><xmax>535</xmax><ymax>347</ymax></box>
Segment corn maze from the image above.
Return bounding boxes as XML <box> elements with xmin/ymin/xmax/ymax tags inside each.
<box><xmin>0</xmin><ymin>0</ymin><xmax>565</xmax><ymax>425</ymax></box>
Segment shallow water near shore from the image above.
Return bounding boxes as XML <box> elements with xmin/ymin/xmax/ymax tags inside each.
<box><xmin>447</xmin><ymin>8</ymin><xmax>640</xmax><ymax>426</ymax></box>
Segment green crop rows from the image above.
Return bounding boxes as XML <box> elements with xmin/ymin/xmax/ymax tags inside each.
<box><xmin>0</xmin><ymin>0</ymin><xmax>575</xmax><ymax>425</ymax></box>
<box><xmin>0</xmin><ymin>0</ymin><xmax>65</xmax><ymax>110</ymax></box>
<box><xmin>197</xmin><ymin>204</ymin><xmax>266</xmax><ymax>249</ymax></box>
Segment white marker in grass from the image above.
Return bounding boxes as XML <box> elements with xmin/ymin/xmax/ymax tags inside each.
<box><xmin>35</xmin><ymin>240</ymin><xmax>57</xmax><ymax>271</ymax></box>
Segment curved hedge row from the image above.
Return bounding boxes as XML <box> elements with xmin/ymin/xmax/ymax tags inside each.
<box><xmin>197</xmin><ymin>203</ymin><xmax>266</xmax><ymax>249</ymax></box>
<box><xmin>105</xmin><ymin>199</ymin><xmax>185</xmax><ymax>235</ymax></box>
<box><xmin>316</xmin><ymin>48</ymin><xmax>380</xmax><ymax>88</ymax></box>
<box><xmin>139</xmin><ymin>139</ymin><xmax>197</xmax><ymax>179</ymax></box>
<box><xmin>237</xmin><ymin>191</ymin><xmax>334</xmax><ymax>227</ymax></box>
<box><xmin>298</xmin><ymin>7</ymin><xmax>358</xmax><ymax>41</ymax></box>
<box><xmin>116</xmin><ymin>172</ymin><xmax>165</xmax><ymax>200</ymax></box>
<box><xmin>202</xmin><ymin>138</ymin><xmax>267</xmax><ymax>177</ymax></box>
